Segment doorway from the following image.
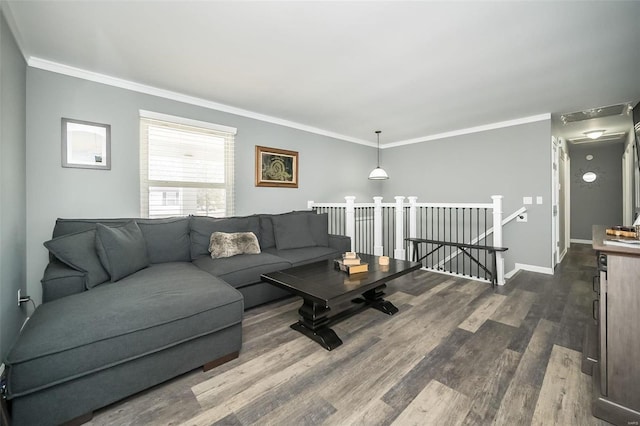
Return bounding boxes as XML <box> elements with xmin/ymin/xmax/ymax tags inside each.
<box><xmin>568</xmin><ymin>143</ymin><xmax>625</xmax><ymax>242</ymax></box>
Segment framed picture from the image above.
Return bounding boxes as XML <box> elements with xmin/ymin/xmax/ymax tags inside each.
<box><xmin>62</xmin><ymin>118</ymin><xmax>111</xmax><ymax>170</ymax></box>
<box><xmin>255</xmin><ymin>145</ymin><xmax>298</xmax><ymax>188</ymax></box>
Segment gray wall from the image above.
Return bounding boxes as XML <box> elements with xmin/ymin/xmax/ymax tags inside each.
<box><xmin>25</xmin><ymin>68</ymin><xmax>377</xmax><ymax>304</ymax></box>
<box><xmin>0</xmin><ymin>10</ymin><xmax>27</xmax><ymax>359</ymax></box>
<box><xmin>569</xmin><ymin>142</ymin><xmax>624</xmax><ymax>240</ymax></box>
<box><xmin>380</xmin><ymin>120</ymin><xmax>553</xmax><ymax>273</ymax></box>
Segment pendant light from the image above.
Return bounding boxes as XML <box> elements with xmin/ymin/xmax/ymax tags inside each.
<box><xmin>368</xmin><ymin>130</ymin><xmax>389</xmax><ymax>180</ymax></box>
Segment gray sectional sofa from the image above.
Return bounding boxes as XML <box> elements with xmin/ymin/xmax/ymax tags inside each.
<box><xmin>3</xmin><ymin>211</ymin><xmax>350</xmax><ymax>426</ymax></box>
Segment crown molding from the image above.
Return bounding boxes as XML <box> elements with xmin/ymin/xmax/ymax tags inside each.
<box><xmin>381</xmin><ymin>113</ymin><xmax>552</xmax><ymax>149</ymax></box>
<box><xmin>27</xmin><ymin>57</ymin><xmax>549</xmax><ymax>150</ymax></box>
<box><xmin>27</xmin><ymin>57</ymin><xmax>375</xmax><ymax>147</ymax></box>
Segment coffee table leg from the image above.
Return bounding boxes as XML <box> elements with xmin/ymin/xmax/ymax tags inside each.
<box><xmin>291</xmin><ymin>299</ymin><xmax>343</xmax><ymax>351</ymax></box>
<box><xmin>363</xmin><ymin>284</ymin><xmax>399</xmax><ymax>315</ymax></box>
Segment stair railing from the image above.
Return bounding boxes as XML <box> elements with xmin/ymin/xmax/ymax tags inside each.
<box><xmin>309</xmin><ymin>195</ymin><xmax>524</xmax><ymax>285</ymax></box>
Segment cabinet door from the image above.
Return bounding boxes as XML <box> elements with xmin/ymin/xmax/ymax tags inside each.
<box><xmin>607</xmin><ymin>254</ymin><xmax>640</xmax><ymax>410</ymax></box>
<box><xmin>599</xmin><ymin>269</ymin><xmax>607</xmax><ymax>396</ymax></box>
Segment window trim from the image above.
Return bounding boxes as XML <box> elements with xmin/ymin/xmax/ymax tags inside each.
<box><xmin>140</xmin><ymin>111</ymin><xmax>235</xmax><ymax>218</ymax></box>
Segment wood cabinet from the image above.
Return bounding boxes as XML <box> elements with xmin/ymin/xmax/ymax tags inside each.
<box><xmin>587</xmin><ymin>226</ymin><xmax>640</xmax><ymax>425</ymax></box>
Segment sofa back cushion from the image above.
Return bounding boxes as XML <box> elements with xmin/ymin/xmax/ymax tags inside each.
<box><xmin>272</xmin><ymin>213</ymin><xmax>316</xmax><ymax>250</ymax></box>
<box><xmin>137</xmin><ymin>218</ymin><xmax>191</xmax><ymax>263</ymax></box>
<box><xmin>190</xmin><ymin>215</ymin><xmax>260</xmax><ymax>260</ymax></box>
<box><xmin>258</xmin><ymin>215</ymin><xmax>277</xmax><ymax>249</ymax></box>
<box><xmin>43</xmin><ymin>229</ymin><xmax>110</xmax><ymax>289</ymax></box>
<box><xmin>53</xmin><ymin>218</ymin><xmax>128</xmax><ymax>238</ymax></box>
<box><xmin>96</xmin><ymin>221</ymin><xmax>150</xmax><ymax>281</ymax></box>
<box><xmin>260</xmin><ymin>211</ymin><xmax>330</xmax><ymax>250</ymax></box>
<box><xmin>308</xmin><ymin>213</ymin><xmax>329</xmax><ymax>247</ymax></box>
<box><xmin>52</xmin><ymin>217</ymin><xmax>191</xmax><ymax>264</ymax></box>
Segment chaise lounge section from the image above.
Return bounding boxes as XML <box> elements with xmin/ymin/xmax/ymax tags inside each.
<box><xmin>3</xmin><ymin>211</ymin><xmax>350</xmax><ymax>426</ymax></box>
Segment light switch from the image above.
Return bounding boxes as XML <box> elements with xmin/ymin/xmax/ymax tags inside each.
<box><xmin>536</xmin><ymin>196</ymin><xmax>543</xmax><ymax>205</ymax></box>
<box><xmin>523</xmin><ymin>197</ymin><xmax>533</xmax><ymax>205</ymax></box>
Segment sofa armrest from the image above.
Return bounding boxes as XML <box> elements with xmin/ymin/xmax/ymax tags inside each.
<box><xmin>328</xmin><ymin>234</ymin><xmax>351</xmax><ymax>253</ymax></box>
<box><xmin>41</xmin><ymin>260</ymin><xmax>86</xmax><ymax>303</ymax></box>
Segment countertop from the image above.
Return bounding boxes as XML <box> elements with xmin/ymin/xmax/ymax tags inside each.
<box><xmin>592</xmin><ymin>224</ymin><xmax>640</xmax><ymax>256</ymax></box>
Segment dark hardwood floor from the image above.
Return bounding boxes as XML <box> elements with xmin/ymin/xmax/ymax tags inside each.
<box><xmin>87</xmin><ymin>244</ymin><xmax>609</xmax><ymax>425</ymax></box>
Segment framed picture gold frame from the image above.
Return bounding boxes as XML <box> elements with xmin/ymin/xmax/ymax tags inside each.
<box><xmin>255</xmin><ymin>145</ymin><xmax>298</xmax><ymax>188</ymax></box>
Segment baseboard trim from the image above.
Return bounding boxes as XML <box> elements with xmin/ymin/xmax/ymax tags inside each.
<box><xmin>505</xmin><ymin>262</ymin><xmax>554</xmax><ymax>278</ymax></box>
<box><xmin>570</xmin><ymin>238</ymin><xmax>592</xmax><ymax>245</ymax></box>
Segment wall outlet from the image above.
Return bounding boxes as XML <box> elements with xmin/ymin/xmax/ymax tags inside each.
<box><xmin>517</xmin><ymin>213</ymin><xmax>528</xmax><ymax>222</ymax></box>
<box><xmin>523</xmin><ymin>197</ymin><xmax>533</xmax><ymax>205</ymax></box>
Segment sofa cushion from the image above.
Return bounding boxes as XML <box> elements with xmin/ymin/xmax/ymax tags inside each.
<box><xmin>52</xmin><ymin>218</ymin><xmax>192</xmax><ymax>265</ymax></box>
<box><xmin>258</xmin><ymin>215</ymin><xmax>277</xmax><ymax>249</ymax></box>
<box><xmin>52</xmin><ymin>218</ymin><xmax>128</xmax><ymax>238</ymax></box>
<box><xmin>43</xmin><ymin>229</ymin><xmax>109</xmax><ymax>289</ymax></box>
<box><xmin>309</xmin><ymin>212</ymin><xmax>329</xmax><ymax>247</ymax></box>
<box><xmin>192</xmin><ymin>253</ymin><xmax>291</xmax><ymax>288</ymax></box>
<box><xmin>190</xmin><ymin>215</ymin><xmax>260</xmax><ymax>260</ymax></box>
<box><xmin>41</xmin><ymin>260</ymin><xmax>86</xmax><ymax>303</ymax></box>
<box><xmin>96</xmin><ymin>221</ymin><xmax>150</xmax><ymax>281</ymax></box>
<box><xmin>5</xmin><ymin>262</ymin><xmax>243</xmax><ymax>397</ymax></box>
<box><xmin>258</xmin><ymin>211</ymin><xmax>318</xmax><ymax>249</ymax></box>
<box><xmin>264</xmin><ymin>246</ymin><xmax>341</xmax><ymax>267</ymax></box>
<box><xmin>137</xmin><ymin>217</ymin><xmax>191</xmax><ymax>263</ymax></box>
<box><xmin>209</xmin><ymin>232</ymin><xmax>261</xmax><ymax>259</ymax></box>
<box><xmin>272</xmin><ymin>213</ymin><xmax>316</xmax><ymax>250</ymax></box>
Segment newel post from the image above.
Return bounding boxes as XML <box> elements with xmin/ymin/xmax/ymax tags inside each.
<box><xmin>345</xmin><ymin>196</ymin><xmax>356</xmax><ymax>252</ymax></box>
<box><xmin>307</xmin><ymin>200</ymin><xmax>314</xmax><ymax>210</ymax></box>
<box><xmin>492</xmin><ymin>195</ymin><xmax>505</xmax><ymax>285</ymax></box>
<box><xmin>373</xmin><ymin>197</ymin><xmax>384</xmax><ymax>256</ymax></box>
<box><xmin>394</xmin><ymin>196</ymin><xmax>405</xmax><ymax>260</ymax></box>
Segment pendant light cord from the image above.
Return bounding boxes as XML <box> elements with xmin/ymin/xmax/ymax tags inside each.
<box><xmin>376</xmin><ymin>130</ymin><xmax>381</xmax><ymax>167</ymax></box>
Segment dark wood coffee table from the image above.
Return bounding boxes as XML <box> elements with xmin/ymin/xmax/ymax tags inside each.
<box><xmin>261</xmin><ymin>253</ymin><xmax>421</xmax><ymax>350</ymax></box>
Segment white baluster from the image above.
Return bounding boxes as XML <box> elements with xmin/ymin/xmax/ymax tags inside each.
<box><xmin>407</xmin><ymin>196</ymin><xmax>418</xmax><ymax>262</ymax></box>
<box><xmin>373</xmin><ymin>196</ymin><xmax>383</xmax><ymax>256</ymax></box>
<box><xmin>394</xmin><ymin>196</ymin><xmax>405</xmax><ymax>260</ymax></box>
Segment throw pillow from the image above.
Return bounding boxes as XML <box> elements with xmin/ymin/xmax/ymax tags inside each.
<box><xmin>190</xmin><ymin>215</ymin><xmax>260</xmax><ymax>259</ymax></box>
<box><xmin>209</xmin><ymin>232</ymin><xmax>261</xmax><ymax>259</ymax></box>
<box><xmin>43</xmin><ymin>229</ymin><xmax>110</xmax><ymax>289</ymax></box>
<box><xmin>95</xmin><ymin>221</ymin><xmax>150</xmax><ymax>282</ymax></box>
<box><xmin>272</xmin><ymin>213</ymin><xmax>316</xmax><ymax>250</ymax></box>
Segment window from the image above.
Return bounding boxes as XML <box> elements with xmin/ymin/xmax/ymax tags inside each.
<box><xmin>140</xmin><ymin>111</ymin><xmax>235</xmax><ymax>218</ymax></box>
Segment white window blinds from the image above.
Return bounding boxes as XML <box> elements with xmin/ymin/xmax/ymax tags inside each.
<box><xmin>140</xmin><ymin>112</ymin><xmax>235</xmax><ymax>218</ymax></box>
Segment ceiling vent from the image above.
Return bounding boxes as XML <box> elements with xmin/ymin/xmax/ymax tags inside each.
<box><xmin>568</xmin><ymin>131</ymin><xmax>627</xmax><ymax>144</ymax></box>
<box><xmin>561</xmin><ymin>104</ymin><xmax>630</xmax><ymax>124</ymax></box>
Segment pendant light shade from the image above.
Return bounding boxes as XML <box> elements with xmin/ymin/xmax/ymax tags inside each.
<box><xmin>368</xmin><ymin>130</ymin><xmax>389</xmax><ymax>180</ymax></box>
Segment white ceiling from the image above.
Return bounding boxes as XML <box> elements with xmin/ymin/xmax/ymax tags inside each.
<box><xmin>4</xmin><ymin>1</ymin><xmax>640</xmax><ymax>146</ymax></box>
